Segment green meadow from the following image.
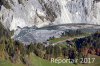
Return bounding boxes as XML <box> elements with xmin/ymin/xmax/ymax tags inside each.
<box><xmin>0</xmin><ymin>54</ymin><xmax>99</xmax><ymax>66</ymax></box>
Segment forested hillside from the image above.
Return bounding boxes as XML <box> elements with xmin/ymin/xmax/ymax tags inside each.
<box><xmin>0</xmin><ymin>22</ymin><xmax>100</xmax><ymax>66</ymax></box>
<box><xmin>75</xmin><ymin>32</ymin><xmax>100</xmax><ymax>56</ymax></box>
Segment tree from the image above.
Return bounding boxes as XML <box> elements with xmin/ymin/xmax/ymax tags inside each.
<box><xmin>27</xmin><ymin>43</ymin><xmax>34</xmax><ymax>55</ymax></box>
<box><xmin>0</xmin><ymin>36</ymin><xmax>6</xmax><ymax>59</ymax></box>
<box><xmin>53</xmin><ymin>45</ymin><xmax>61</xmax><ymax>58</ymax></box>
<box><xmin>62</xmin><ymin>47</ymin><xmax>68</xmax><ymax>58</ymax></box>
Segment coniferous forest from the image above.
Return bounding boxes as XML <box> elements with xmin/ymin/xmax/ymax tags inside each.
<box><xmin>0</xmin><ymin>22</ymin><xmax>100</xmax><ymax>66</ymax></box>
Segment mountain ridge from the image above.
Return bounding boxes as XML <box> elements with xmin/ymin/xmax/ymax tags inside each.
<box><xmin>0</xmin><ymin>0</ymin><xmax>100</xmax><ymax>30</ymax></box>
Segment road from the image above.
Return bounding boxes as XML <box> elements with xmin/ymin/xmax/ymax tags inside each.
<box><xmin>52</xmin><ymin>36</ymin><xmax>85</xmax><ymax>46</ymax></box>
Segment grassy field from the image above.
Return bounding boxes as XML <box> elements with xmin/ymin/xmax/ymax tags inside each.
<box><xmin>0</xmin><ymin>54</ymin><xmax>100</xmax><ymax>66</ymax></box>
<box><xmin>0</xmin><ymin>59</ymin><xmax>25</xmax><ymax>66</ymax></box>
<box><xmin>0</xmin><ymin>60</ymin><xmax>12</xmax><ymax>66</ymax></box>
<box><xmin>49</xmin><ymin>33</ymin><xmax>90</xmax><ymax>44</ymax></box>
<box><xmin>49</xmin><ymin>37</ymin><xmax>67</xmax><ymax>43</ymax></box>
<box><xmin>30</xmin><ymin>54</ymin><xmax>100</xmax><ymax>66</ymax></box>
<box><xmin>30</xmin><ymin>53</ymin><xmax>76</xmax><ymax>66</ymax></box>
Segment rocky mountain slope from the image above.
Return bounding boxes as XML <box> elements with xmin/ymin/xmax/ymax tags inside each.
<box><xmin>12</xmin><ymin>24</ymin><xmax>100</xmax><ymax>44</ymax></box>
<box><xmin>0</xmin><ymin>0</ymin><xmax>100</xmax><ymax>30</ymax></box>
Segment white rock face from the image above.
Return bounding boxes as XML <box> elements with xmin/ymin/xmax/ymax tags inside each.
<box><xmin>0</xmin><ymin>0</ymin><xmax>100</xmax><ymax>30</ymax></box>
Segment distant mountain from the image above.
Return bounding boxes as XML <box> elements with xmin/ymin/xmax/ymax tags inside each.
<box><xmin>0</xmin><ymin>0</ymin><xmax>100</xmax><ymax>30</ymax></box>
